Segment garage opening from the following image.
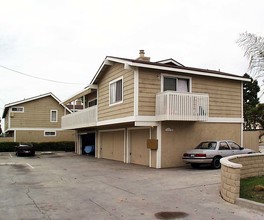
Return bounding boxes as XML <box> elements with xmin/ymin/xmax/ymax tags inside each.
<box><xmin>81</xmin><ymin>133</ymin><xmax>95</xmax><ymax>156</ymax></box>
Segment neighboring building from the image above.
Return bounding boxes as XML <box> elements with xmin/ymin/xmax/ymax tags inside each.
<box><xmin>61</xmin><ymin>50</ymin><xmax>250</xmax><ymax>168</ymax></box>
<box><xmin>2</xmin><ymin>93</ymin><xmax>74</xmax><ymax>143</ymax></box>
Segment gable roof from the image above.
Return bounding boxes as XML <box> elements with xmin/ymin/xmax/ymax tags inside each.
<box><xmin>60</xmin><ymin>54</ymin><xmax>251</xmax><ymax>103</ymax></box>
<box><xmin>156</xmin><ymin>58</ymin><xmax>185</xmax><ymax>67</ymax></box>
<box><xmin>90</xmin><ymin>56</ymin><xmax>250</xmax><ymax>85</ymax></box>
<box><xmin>2</xmin><ymin>92</ymin><xmax>71</xmax><ymax>118</ymax></box>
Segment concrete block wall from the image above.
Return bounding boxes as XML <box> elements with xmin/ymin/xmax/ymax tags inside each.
<box><xmin>220</xmin><ymin>153</ymin><xmax>264</xmax><ymax>204</ymax></box>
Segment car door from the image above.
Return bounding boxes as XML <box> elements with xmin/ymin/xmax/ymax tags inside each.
<box><xmin>218</xmin><ymin>141</ymin><xmax>233</xmax><ymax>157</ymax></box>
<box><xmin>227</xmin><ymin>141</ymin><xmax>243</xmax><ymax>156</ymax></box>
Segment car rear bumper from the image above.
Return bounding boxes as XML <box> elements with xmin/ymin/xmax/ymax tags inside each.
<box><xmin>15</xmin><ymin>147</ymin><xmax>35</xmax><ymax>156</ymax></box>
<box><xmin>182</xmin><ymin>158</ymin><xmax>213</xmax><ymax>164</ymax></box>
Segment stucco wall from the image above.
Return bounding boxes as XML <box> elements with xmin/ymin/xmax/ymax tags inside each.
<box><xmin>243</xmin><ymin>130</ymin><xmax>262</xmax><ymax>152</ymax></box>
<box><xmin>161</xmin><ymin>121</ymin><xmax>241</xmax><ymax>168</ymax></box>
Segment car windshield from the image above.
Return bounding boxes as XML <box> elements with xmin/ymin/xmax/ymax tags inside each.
<box><xmin>195</xmin><ymin>142</ymin><xmax>217</xmax><ymax>150</ymax></box>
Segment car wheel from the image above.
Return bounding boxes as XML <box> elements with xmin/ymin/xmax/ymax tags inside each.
<box><xmin>191</xmin><ymin>163</ymin><xmax>200</xmax><ymax>168</ymax></box>
<box><xmin>211</xmin><ymin>157</ymin><xmax>221</xmax><ymax>169</ymax></box>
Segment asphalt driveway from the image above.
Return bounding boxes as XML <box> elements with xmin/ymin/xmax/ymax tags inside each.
<box><xmin>0</xmin><ymin>152</ymin><xmax>263</xmax><ymax>220</ymax></box>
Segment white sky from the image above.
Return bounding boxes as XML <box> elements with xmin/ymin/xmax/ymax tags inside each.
<box><xmin>0</xmin><ymin>0</ymin><xmax>264</xmax><ymax>118</ymax></box>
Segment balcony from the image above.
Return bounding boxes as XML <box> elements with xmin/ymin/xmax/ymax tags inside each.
<box><xmin>61</xmin><ymin>106</ymin><xmax>97</xmax><ymax>130</ymax></box>
<box><xmin>156</xmin><ymin>91</ymin><xmax>209</xmax><ymax>121</ymax></box>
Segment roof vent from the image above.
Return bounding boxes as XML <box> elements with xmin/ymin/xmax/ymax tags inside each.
<box><xmin>136</xmin><ymin>50</ymin><xmax>150</xmax><ymax>61</ymax></box>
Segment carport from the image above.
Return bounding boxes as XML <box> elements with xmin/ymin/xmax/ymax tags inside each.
<box><xmin>81</xmin><ymin>132</ymin><xmax>95</xmax><ymax>156</ymax></box>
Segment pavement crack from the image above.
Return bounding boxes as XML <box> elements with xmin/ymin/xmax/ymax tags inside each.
<box><xmin>100</xmin><ymin>181</ymin><xmax>136</xmax><ymax>195</ymax></box>
<box><xmin>25</xmin><ymin>187</ymin><xmax>51</xmax><ymax>220</ymax></box>
<box><xmin>89</xmin><ymin>198</ymin><xmax>121</xmax><ymax>220</ymax></box>
<box><xmin>165</xmin><ymin>182</ymin><xmax>220</xmax><ymax>191</ymax></box>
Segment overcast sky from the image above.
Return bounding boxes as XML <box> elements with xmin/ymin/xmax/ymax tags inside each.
<box><xmin>0</xmin><ymin>0</ymin><xmax>264</xmax><ymax>118</ymax></box>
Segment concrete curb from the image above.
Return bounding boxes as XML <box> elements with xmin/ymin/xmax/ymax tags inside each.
<box><xmin>236</xmin><ymin>198</ymin><xmax>264</xmax><ymax>212</ymax></box>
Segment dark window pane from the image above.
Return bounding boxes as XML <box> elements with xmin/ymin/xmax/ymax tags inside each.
<box><xmin>164</xmin><ymin>77</ymin><xmax>176</xmax><ymax>91</ymax></box>
<box><xmin>116</xmin><ymin>79</ymin><xmax>122</xmax><ymax>102</ymax></box>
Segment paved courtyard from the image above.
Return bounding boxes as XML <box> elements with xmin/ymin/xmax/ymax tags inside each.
<box><xmin>0</xmin><ymin>152</ymin><xmax>263</xmax><ymax>220</ymax></box>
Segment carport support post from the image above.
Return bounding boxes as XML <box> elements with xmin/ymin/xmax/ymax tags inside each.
<box><xmin>156</xmin><ymin>122</ymin><xmax>162</xmax><ymax>168</ymax></box>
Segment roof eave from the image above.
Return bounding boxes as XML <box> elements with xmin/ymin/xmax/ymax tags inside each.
<box><xmin>61</xmin><ymin>85</ymin><xmax>98</xmax><ymax>105</ymax></box>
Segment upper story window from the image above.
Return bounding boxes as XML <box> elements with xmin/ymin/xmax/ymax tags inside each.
<box><xmin>109</xmin><ymin>77</ymin><xmax>123</xmax><ymax>105</ymax></box>
<box><xmin>11</xmin><ymin>107</ymin><xmax>24</xmax><ymax>112</ymax></box>
<box><xmin>163</xmin><ymin>75</ymin><xmax>191</xmax><ymax>92</ymax></box>
<box><xmin>88</xmin><ymin>99</ymin><xmax>97</xmax><ymax>107</ymax></box>
<box><xmin>50</xmin><ymin>110</ymin><xmax>58</xmax><ymax>122</ymax></box>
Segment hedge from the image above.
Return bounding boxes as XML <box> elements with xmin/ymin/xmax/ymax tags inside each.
<box><xmin>0</xmin><ymin>141</ymin><xmax>75</xmax><ymax>152</ymax></box>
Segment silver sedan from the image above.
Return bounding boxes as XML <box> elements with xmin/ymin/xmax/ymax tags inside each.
<box><xmin>182</xmin><ymin>140</ymin><xmax>254</xmax><ymax>169</ymax></box>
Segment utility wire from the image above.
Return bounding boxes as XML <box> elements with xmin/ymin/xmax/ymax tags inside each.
<box><xmin>0</xmin><ymin>64</ymin><xmax>86</xmax><ymax>85</ymax></box>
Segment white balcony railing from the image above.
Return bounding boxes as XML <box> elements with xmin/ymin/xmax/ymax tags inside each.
<box><xmin>61</xmin><ymin>105</ymin><xmax>97</xmax><ymax>129</ymax></box>
<box><xmin>156</xmin><ymin>91</ymin><xmax>209</xmax><ymax>121</ymax></box>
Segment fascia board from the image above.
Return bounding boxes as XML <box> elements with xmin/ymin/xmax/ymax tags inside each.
<box><xmin>129</xmin><ymin>62</ymin><xmax>250</xmax><ymax>82</ymax></box>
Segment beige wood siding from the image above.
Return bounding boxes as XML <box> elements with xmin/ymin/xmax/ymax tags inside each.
<box><xmin>138</xmin><ymin>69</ymin><xmax>160</xmax><ymax>116</ymax></box>
<box><xmin>138</xmin><ymin>69</ymin><xmax>242</xmax><ymax>118</ymax></box>
<box><xmin>10</xmin><ymin>96</ymin><xmax>65</xmax><ymax>128</ymax></box>
<box><xmin>192</xmin><ymin>76</ymin><xmax>242</xmax><ymax>118</ymax></box>
<box><xmin>98</xmin><ymin>63</ymin><xmax>134</xmax><ymax>121</ymax></box>
<box><xmin>161</xmin><ymin>121</ymin><xmax>241</xmax><ymax>168</ymax></box>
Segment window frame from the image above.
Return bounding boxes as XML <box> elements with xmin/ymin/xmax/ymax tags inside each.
<box><xmin>161</xmin><ymin>74</ymin><xmax>192</xmax><ymax>92</ymax></box>
<box><xmin>50</xmin><ymin>110</ymin><xmax>58</xmax><ymax>122</ymax></box>
<box><xmin>109</xmin><ymin>76</ymin><xmax>123</xmax><ymax>106</ymax></box>
<box><xmin>11</xmin><ymin>106</ymin><xmax>24</xmax><ymax>113</ymax></box>
<box><xmin>44</xmin><ymin>131</ymin><xmax>56</xmax><ymax>137</ymax></box>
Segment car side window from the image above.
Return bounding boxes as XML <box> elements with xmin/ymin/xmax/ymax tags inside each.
<box><xmin>219</xmin><ymin>142</ymin><xmax>230</xmax><ymax>150</ymax></box>
<box><xmin>228</xmin><ymin>142</ymin><xmax>240</xmax><ymax>150</ymax></box>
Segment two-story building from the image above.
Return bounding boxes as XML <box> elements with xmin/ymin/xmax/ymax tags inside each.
<box><xmin>2</xmin><ymin>92</ymin><xmax>74</xmax><ymax>143</ymax></box>
<box><xmin>62</xmin><ymin>50</ymin><xmax>250</xmax><ymax>168</ymax></box>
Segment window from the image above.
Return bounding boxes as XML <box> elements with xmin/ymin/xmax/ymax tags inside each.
<box><xmin>163</xmin><ymin>76</ymin><xmax>190</xmax><ymax>92</ymax></box>
<box><xmin>109</xmin><ymin>77</ymin><xmax>123</xmax><ymax>105</ymax></box>
<box><xmin>11</xmin><ymin>107</ymin><xmax>24</xmax><ymax>112</ymax></box>
<box><xmin>88</xmin><ymin>99</ymin><xmax>97</xmax><ymax>107</ymax></box>
<box><xmin>44</xmin><ymin>131</ymin><xmax>56</xmax><ymax>136</ymax></box>
<box><xmin>219</xmin><ymin>142</ymin><xmax>230</xmax><ymax>150</ymax></box>
<box><xmin>195</xmin><ymin>142</ymin><xmax>216</xmax><ymax>150</ymax></box>
<box><xmin>50</xmin><ymin>110</ymin><xmax>58</xmax><ymax>122</ymax></box>
<box><xmin>228</xmin><ymin>141</ymin><xmax>241</xmax><ymax>150</ymax></box>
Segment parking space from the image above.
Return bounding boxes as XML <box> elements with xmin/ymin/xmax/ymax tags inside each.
<box><xmin>0</xmin><ymin>152</ymin><xmax>263</xmax><ymax>220</ymax></box>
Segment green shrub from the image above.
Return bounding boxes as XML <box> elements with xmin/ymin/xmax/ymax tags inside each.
<box><xmin>0</xmin><ymin>142</ymin><xmax>19</xmax><ymax>152</ymax></box>
<box><xmin>0</xmin><ymin>141</ymin><xmax>75</xmax><ymax>152</ymax></box>
<box><xmin>33</xmin><ymin>142</ymin><xmax>75</xmax><ymax>152</ymax></box>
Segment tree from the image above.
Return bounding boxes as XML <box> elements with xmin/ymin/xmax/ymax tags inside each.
<box><xmin>243</xmin><ymin>73</ymin><xmax>260</xmax><ymax>130</ymax></box>
<box><xmin>256</xmin><ymin>103</ymin><xmax>264</xmax><ymax>129</ymax></box>
<box><xmin>237</xmin><ymin>32</ymin><xmax>264</xmax><ymax>80</ymax></box>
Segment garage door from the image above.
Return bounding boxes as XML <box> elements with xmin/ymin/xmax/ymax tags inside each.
<box><xmin>130</xmin><ymin>129</ymin><xmax>150</xmax><ymax>166</ymax></box>
<box><xmin>100</xmin><ymin>130</ymin><xmax>124</xmax><ymax>162</ymax></box>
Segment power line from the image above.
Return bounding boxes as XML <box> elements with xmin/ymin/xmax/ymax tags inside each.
<box><xmin>0</xmin><ymin>64</ymin><xmax>86</xmax><ymax>85</ymax></box>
